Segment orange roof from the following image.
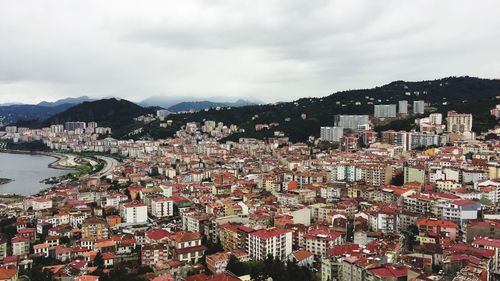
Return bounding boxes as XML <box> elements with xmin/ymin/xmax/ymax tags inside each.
<box><xmin>0</xmin><ymin>266</ymin><xmax>17</xmax><ymax>280</ymax></box>
<box><xmin>292</xmin><ymin>250</ymin><xmax>313</xmax><ymax>261</ymax></box>
<box><xmin>417</xmin><ymin>218</ymin><xmax>458</xmax><ymax>229</ymax></box>
<box><xmin>33</xmin><ymin>243</ymin><xmax>50</xmax><ymax>249</ymax></box>
<box><xmin>74</xmin><ymin>276</ymin><xmax>99</xmax><ymax>281</ymax></box>
<box><xmin>169</xmin><ymin>231</ymin><xmax>201</xmax><ymax>243</ymax></box>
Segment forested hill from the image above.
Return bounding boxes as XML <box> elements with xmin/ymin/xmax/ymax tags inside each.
<box><xmin>12</xmin><ymin>76</ymin><xmax>500</xmax><ymax>142</ymax></box>
<box><xmin>42</xmin><ymin>98</ymin><xmax>152</xmax><ymax>126</ymax></box>
<box><xmin>148</xmin><ymin>76</ymin><xmax>500</xmax><ymax>142</ymax></box>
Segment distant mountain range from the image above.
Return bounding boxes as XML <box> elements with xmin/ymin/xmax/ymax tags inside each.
<box><xmin>3</xmin><ymin>76</ymin><xmax>500</xmax><ymax>142</ymax></box>
<box><xmin>166</xmin><ymin>99</ymin><xmax>255</xmax><ymax>112</ymax></box>
<box><xmin>0</xmin><ymin>95</ymin><xmax>256</xmax><ymax>125</ymax></box>
<box><xmin>36</xmin><ymin>96</ymin><xmax>94</xmax><ymax>107</ymax></box>
<box><xmin>139</xmin><ymin>96</ymin><xmax>257</xmax><ymax>112</ymax></box>
<box><xmin>0</xmin><ymin>96</ymin><xmax>94</xmax><ymax>125</ymax></box>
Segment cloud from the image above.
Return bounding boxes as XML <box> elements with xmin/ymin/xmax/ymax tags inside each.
<box><xmin>0</xmin><ymin>0</ymin><xmax>499</xmax><ymax>104</ymax></box>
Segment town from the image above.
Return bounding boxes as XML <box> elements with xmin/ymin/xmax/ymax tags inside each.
<box><xmin>0</xmin><ymin>99</ymin><xmax>498</xmax><ymax>281</ymax></box>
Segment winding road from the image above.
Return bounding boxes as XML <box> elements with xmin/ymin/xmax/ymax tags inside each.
<box><xmin>93</xmin><ymin>155</ymin><xmax>119</xmax><ymax>177</ymax></box>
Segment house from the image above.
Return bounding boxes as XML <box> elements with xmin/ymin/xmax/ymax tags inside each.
<box><xmin>288</xmin><ymin>250</ymin><xmax>314</xmax><ymax>268</ymax></box>
<box><xmin>304</xmin><ymin>228</ymin><xmax>343</xmax><ymax>257</ymax></box>
<box><xmin>33</xmin><ymin>243</ymin><xmax>50</xmax><ymax>258</ymax></box>
<box><xmin>205</xmin><ymin>252</ymin><xmax>231</xmax><ymax>274</ymax></box>
<box><xmin>169</xmin><ymin>231</ymin><xmax>206</xmax><ymax>263</ymax></box>
<box><xmin>0</xmin><ymin>266</ymin><xmax>18</xmax><ymax>281</ymax></box>
<box><xmin>32</xmin><ymin>198</ymin><xmax>52</xmax><ymax>211</ymax></box>
<box><xmin>81</xmin><ymin>217</ymin><xmax>109</xmax><ymax>240</ymax></box>
<box><xmin>11</xmin><ymin>237</ymin><xmax>30</xmax><ymax>258</ymax></box>
<box><xmin>141</xmin><ymin>244</ymin><xmax>169</xmax><ymax>266</ymax></box>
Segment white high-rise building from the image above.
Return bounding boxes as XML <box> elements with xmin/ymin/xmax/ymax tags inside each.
<box><xmin>150</xmin><ymin>197</ymin><xmax>174</xmax><ymax>218</ymax></box>
<box><xmin>335</xmin><ymin>115</ymin><xmax>370</xmax><ymax>130</ymax></box>
<box><xmin>429</xmin><ymin>113</ymin><xmax>443</xmax><ymax>125</ymax></box>
<box><xmin>120</xmin><ymin>201</ymin><xmax>148</xmax><ymax>224</ymax></box>
<box><xmin>374</xmin><ymin>104</ymin><xmax>397</xmax><ymax>118</ymax></box>
<box><xmin>320</xmin><ymin>127</ymin><xmax>343</xmax><ymax>142</ymax></box>
<box><xmin>398</xmin><ymin>100</ymin><xmax>408</xmax><ymax>114</ymax></box>
<box><xmin>413</xmin><ymin>100</ymin><xmax>425</xmax><ymax>114</ymax></box>
<box><xmin>156</xmin><ymin>110</ymin><xmax>170</xmax><ymax>120</ymax></box>
<box><xmin>248</xmin><ymin>228</ymin><xmax>292</xmax><ymax>261</ymax></box>
<box><xmin>65</xmin><ymin>122</ymin><xmax>86</xmax><ymax>131</ymax></box>
<box><xmin>50</xmin><ymin>124</ymin><xmax>64</xmax><ymax>133</ymax></box>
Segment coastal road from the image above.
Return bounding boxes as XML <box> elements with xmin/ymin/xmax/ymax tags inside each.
<box><xmin>93</xmin><ymin>155</ymin><xmax>118</xmax><ymax>178</ymax></box>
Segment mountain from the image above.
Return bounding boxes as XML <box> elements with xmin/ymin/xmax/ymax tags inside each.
<box><xmin>0</xmin><ymin>103</ymin><xmax>76</xmax><ymax>125</ymax></box>
<box><xmin>6</xmin><ymin>76</ymin><xmax>500</xmax><ymax>142</ymax></box>
<box><xmin>42</xmin><ymin>98</ymin><xmax>151</xmax><ymax>126</ymax></box>
<box><xmin>167</xmin><ymin>99</ymin><xmax>255</xmax><ymax>112</ymax></box>
<box><xmin>147</xmin><ymin>76</ymin><xmax>500</xmax><ymax>142</ymax></box>
<box><xmin>37</xmin><ymin>96</ymin><xmax>94</xmax><ymax>107</ymax></box>
<box><xmin>0</xmin><ymin>96</ymin><xmax>94</xmax><ymax>125</ymax></box>
<box><xmin>140</xmin><ymin>95</ymin><xmax>257</xmax><ymax>111</ymax></box>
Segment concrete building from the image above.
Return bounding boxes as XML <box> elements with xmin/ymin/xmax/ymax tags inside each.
<box><xmin>64</xmin><ymin>121</ymin><xmax>86</xmax><ymax>131</ymax></box>
<box><xmin>413</xmin><ymin>100</ymin><xmax>425</xmax><ymax>114</ymax></box>
<box><xmin>156</xmin><ymin>109</ymin><xmax>170</xmax><ymax>120</ymax></box>
<box><xmin>374</xmin><ymin>104</ymin><xmax>397</xmax><ymax>118</ymax></box>
<box><xmin>398</xmin><ymin>100</ymin><xmax>408</xmax><ymax>114</ymax></box>
<box><xmin>81</xmin><ymin>217</ymin><xmax>109</xmax><ymax>239</ymax></box>
<box><xmin>320</xmin><ymin>127</ymin><xmax>343</xmax><ymax>142</ymax></box>
<box><xmin>150</xmin><ymin>197</ymin><xmax>174</xmax><ymax>218</ymax></box>
<box><xmin>446</xmin><ymin>111</ymin><xmax>473</xmax><ymax>133</ymax></box>
<box><xmin>248</xmin><ymin>228</ymin><xmax>292</xmax><ymax>261</ymax></box>
<box><xmin>334</xmin><ymin>115</ymin><xmax>370</xmax><ymax>130</ymax></box>
<box><xmin>120</xmin><ymin>201</ymin><xmax>148</xmax><ymax>224</ymax></box>
<box><xmin>32</xmin><ymin>198</ymin><xmax>52</xmax><ymax>211</ymax></box>
<box><xmin>404</xmin><ymin>166</ymin><xmax>426</xmax><ymax>185</ymax></box>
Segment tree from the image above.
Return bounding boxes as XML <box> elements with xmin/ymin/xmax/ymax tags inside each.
<box><xmin>226</xmin><ymin>255</ymin><xmax>246</xmax><ymax>277</ymax></box>
<box><xmin>480</xmin><ymin>196</ymin><xmax>493</xmax><ymax>206</ymax></box>
<box><xmin>391</xmin><ymin>172</ymin><xmax>404</xmax><ymax>186</ymax></box>
<box><xmin>93</xmin><ymin>251</ymin><xmax>104</xmax><ymax>268</ymax></box>
<box><xmin>405</xmin><ymin>224</ymin><xmax>419</xmax><ymax>251</ymax></box>
<box><xmin>26</xmin><ymin>266</ymin><xmax>55</xmax><ymax>281</ymax></box>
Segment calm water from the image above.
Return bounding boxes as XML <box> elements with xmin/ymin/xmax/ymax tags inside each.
<box><xmin>0</xmin><ymin>152</ymin><xmax>71</xmax><ymax>195</ymax></box>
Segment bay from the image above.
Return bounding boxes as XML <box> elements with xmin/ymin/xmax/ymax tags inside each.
<box><xmin>0</xmin><ymin>152</ymin><xmax>71</xmax><ymax>195</ymax></box>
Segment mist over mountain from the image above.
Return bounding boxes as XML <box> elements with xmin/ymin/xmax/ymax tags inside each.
<box><xmin>166</xmin><ymin>99</ymin><xmax>256</xmax><ymax>112</ymax></box>
<box><xmin>139</xmin><ymin>96</ymin><xmax>259</xmax><ymax>110</ymax></box>
<box><xmin>37</xmin><ymin>96</ymin><xmax>94</xmax><ymax>107</ymax></box>
<box><xmin>0</xmin><ymin>96</ymin><xmax>95</xmax><ymax>125</ymax></box>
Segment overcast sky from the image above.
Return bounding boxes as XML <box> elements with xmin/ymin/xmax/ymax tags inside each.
<box><xmin>0</xmin><ymin>0</ymin><xmax>499</xmax><ymax>104</ymax></box>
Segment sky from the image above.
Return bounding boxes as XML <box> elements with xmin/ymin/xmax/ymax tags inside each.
<box><xmin>0</xmin><ymin>1</ymin><xmax>499</xmax><ymax>105</ymax></box>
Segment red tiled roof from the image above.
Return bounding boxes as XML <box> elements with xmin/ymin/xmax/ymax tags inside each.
<box><xmin>472</xmin><ymin>237</ymin><xmax>500</xmax><ymax>248</ymax></box>
<box><xmin>452</xmin><ymin>199</ymin><xmax>477</xmax><ymax>206</ymax></box>
<box><xmin>251</xmin><ymin>228</ymin><xmax>290</xmax><ymax>239</ymax></box>
<box><xmin>174</xmin><ymin>245</ymin><xmax>207</xmax><ymax>254</ymax></box>
<box><xmin>417</xmin><ymin>218</ymin><xmax>458</xmax><ymax>229</ymax></box>
<box><xmin>237</xmin><ymin>225</ymin><xmax>254</xmax><ymax>233</ymax></box>
<box><xmin>292</xmin><ymin>250</ymin><xmax>313</xmax><ymax>261</ymax></box>
<box><xmin>369</xmin><ymin>265</ymin><xmax>407</xmax><ymax>278</ymax></box>
<box><xmin>146</xmin><ymin>229</ymin><xmax>170</xmax><ymax>241</ymax></box>
<box><xmin>0</xmin><ymin>266</ymin><xmax>17</xmax><ymax>280</ymax></box>
<box><xmin>170</xmin><ymin>231</ymin><xmax>201</xmax><ymax>243</ymax></box>
<box><xmin>122</xmin><ymin>201</ymin><xmax>146</xmax><ymax>208</ymax></box>
<box><xmin>185</xmin><ymin>274</ymin><xmax>209</xmax><ymax>281</ymax></box>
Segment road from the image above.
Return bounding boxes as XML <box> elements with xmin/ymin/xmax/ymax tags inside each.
<box><xmin>93</xmin><ymin>155</ymin><xmax>119</xmax><ymax>177</ymax></box>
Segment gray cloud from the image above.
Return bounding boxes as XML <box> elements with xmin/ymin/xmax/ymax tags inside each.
<box><xmin>0</xmin><ymin>0</ymin><xmax>499</xmax><ymax>104</ymax></box>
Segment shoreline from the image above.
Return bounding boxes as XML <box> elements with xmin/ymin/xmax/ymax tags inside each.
<box><xmin>0</xmin><ymin>178</ymin><xmax>14</xmax><ymax>185</ymax></box>
<box><xmin>0</xmin><ymin>149</ymin><xmax>74</xmax><ymax>171</ymax></box>
<box><xmin>0</xmin><ymin>151</ymin><xmax>72</xmax><ymax>197</ymax></box>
